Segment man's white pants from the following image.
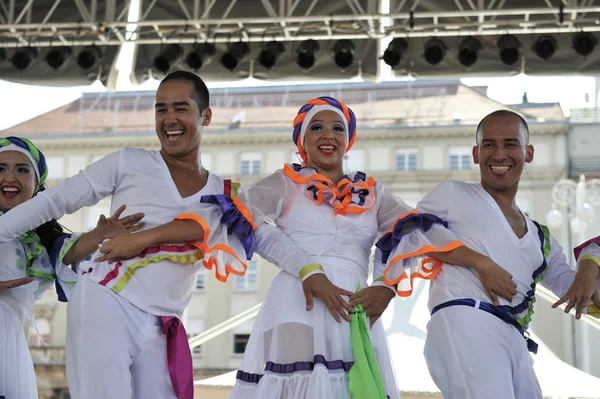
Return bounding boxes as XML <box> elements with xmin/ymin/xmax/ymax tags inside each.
<box><xmin>0</xmin><ymin>304</ymin><xmax>38</xmax><ymax>399</ymax></box>
<box><xmin>66</xmin><ymin>275</ymin><xmax>177</xmax><ymax>399</ymax></box>
<box><xmin>424</xmin><ymin>305</ymin><xmax>543</xmax><ymax>399</ymax></box>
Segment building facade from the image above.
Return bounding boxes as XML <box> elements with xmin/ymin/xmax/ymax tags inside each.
<box><xmin>4</xmin><ymin>80</ymin><xmax>598</xmax><ymax>397</ymax></box>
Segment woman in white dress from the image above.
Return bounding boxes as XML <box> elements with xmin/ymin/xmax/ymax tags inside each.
<box><xmin>0</xmin><ymin>136</ymin><xmax>143</xmax><ymax>399</ymax></box>
<box><xmin>222</xmin><ymin>96</ymin><xmax>469</xmax><ymax>399</ymax></box>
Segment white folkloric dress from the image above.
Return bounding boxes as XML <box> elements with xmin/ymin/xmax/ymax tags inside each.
<box><xmin>0</xmin><ymin>224</ymin><xmax>80</xmax><ymax>399</ymax></box>
<box><xmin>192</xmin><ymin>163</ymin><xmax>460</xmax><ymax>399</ymax></box>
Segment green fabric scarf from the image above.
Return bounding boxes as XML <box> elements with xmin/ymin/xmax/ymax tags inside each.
<box><xmin>348</xmin><ymin>284</ymin><xmax>387</xmax><ymax>399</ymax></box>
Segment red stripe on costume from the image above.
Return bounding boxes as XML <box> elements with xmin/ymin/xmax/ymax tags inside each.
<box><xmin>224</xmin><ymin>179</ymin><xmax>232</xmax><ymax>197</ymax></box>
<box><xmin>99</xmin><ymin>261</ymin><xmax>123</xmax><ymax>286</ymax></box>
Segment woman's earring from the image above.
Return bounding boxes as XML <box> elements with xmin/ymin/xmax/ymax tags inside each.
<box><xmin>343</xmin><ymin>153</ymin><xmax>349</xmax><ymax>160</ymax></box>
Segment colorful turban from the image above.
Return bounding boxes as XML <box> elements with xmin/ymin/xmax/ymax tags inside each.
<box><xmin>292</xmin><ymin>96</ymin><xmax>357</xmax><ymax>164</ymax></box>
<box><xmin>0</xmin><ymin>136</ymin><xmax>48</xmax><ymax>189</ymax></box>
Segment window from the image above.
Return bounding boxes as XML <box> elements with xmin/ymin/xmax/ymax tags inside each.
<box><xmin>195</xmin><ymin>269</ymin><xmax>206</xmax><ymax>291</ymax></box>
<box><xmin>202</xmin><ymin>153</ymin><xmax>213</xmax><ymax>171</ymax></box>
<box><xmin>448</xmin><ymin>147</ymin><xmax>472</xmax><ymax>170</ymax></box>
<box><xmin>186</xmin><ymin>319</ymin><xmax>204</xmax><ymax>357</ymax></box>
<box><xmin>46</xmin><ymin>157</ymin><xmax>65</xmax><ymax>180</ymax></box>
<box><xmin>29</xmin><ymin>318</ymin><xmax>50</xmax><ymax>346</ymax></box>
<box><xmin>345</xmin><ymin>149</ymin><xmax>365</xmax><ymax>172</ymax></box>
<box><xmin>240</xmin><ymin>152</ymin><xmax>262</xmax><ymax>175</ymax></box>
<box><xmin>233</xmin><ymin>334</ymin><xmax>250</xmax><ymax>354</ymax></box>
<box><xmin>235</xmin><ymin>261</ymin><xmax>258</xmax><ymax>291</ymax></box>
<box><xmin>396</xmin><ymin>149</ymin><xmax>418</xmax><ymax>171</ymax></box>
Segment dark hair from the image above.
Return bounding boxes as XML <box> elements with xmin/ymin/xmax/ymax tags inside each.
<box><xmin>476</xmin><ymin>110</ymin><xmax>529</xmax><ymax>146</ymax></box>
<box><xmin>35</xmin><ymin>219</ymin><xmax>65</xmax><ymax>253</ymax></box>
<box><xmin>160</xmin><ymin>71</ymin><xmax>210</xmax><ymax>111</ymax></box>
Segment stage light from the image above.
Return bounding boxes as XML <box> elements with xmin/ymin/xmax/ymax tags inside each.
<box><xmin>77</xmin><ymin>45</ymin><xmax>102</xmax><ymax>70</ymax></box>
<box><xmin>533</xmin><ymin>35</ymin><xmax>557</xmax><ymax>60</ymax></box>
<box><xmin>12</xmin><ymin>47</ymin><xmax>37</xmax><ymax>70</ymax></box>
<box><xmin>382</xmin><ymin>38</ymin><xmax>408</xmax><ymax>68</ymax></box>
<box><xmin>185</xmin><ymin>43</ymin><xmax>216</xmax><ymax>70</ymax></box>
<box><xmin>46</xmin><ymin>47</ymin><xmax>72</xmax><ymax>70</ymax></box>
<box><xmin>573</xmin><ymin>32</ymin><xmax>596</xmax><ymax>56</ymax></box>
<box><xmin>497</xmin><ymin>34</ymin><xmax>521</xmax><ymax>66</ymax></box>
<box><xmin>295</xmin><ymin>39</ymin><xmax>320</xmax><ymax>69</ymax></box>
<box><xmin>423</xmin><ymin>38</ymin><xmax>446</xmax><ymax>65</ymax></box>
<box><xmin>332</xmin><ymin>40</ymin><xmax>355</xmax><ymax>69</ymax></box>
<box><xmin>153</xmin><ymin>44</ymin><xmax>183</xmax><ymax>73</ymax></box>
<box><xmin>221</xmin><ymin>42</ymin><xmax>250</xmax><ymax>71</ymax></box>
<box><xmin>458</xmin><ymin>37</ymin><xmax>482</xmax><ymax>67</ymax></box>
<box><xmin>258</xmin><ymin>41</ymin><xmax>285</xmax><ymax>69</ymax></box>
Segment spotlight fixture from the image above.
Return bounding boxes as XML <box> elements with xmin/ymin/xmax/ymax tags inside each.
<box><xmin>423</xmin><ymin>38</ymin><xmax>446</xmax><ymax>65</ymax></box>
<box><xmin>221</xmin><ymin>42</ymin><xmax>250</xmax><ymax>71</ymax></box>
<box><xmin>46</xmin><ymin>47</ymin><xmax>72</xmax><ymax>70</ymax></box>
<box><xmin>258</xmin><ymin>41</ymin><xmax>285</xmax><ymax>69</ymax></box>
<box><xmin>533</xmin><ymin>35</ymin><xmax>557</xmax><ymax>60</ymax></box>
<box><xmin>295</xmin><ymin>39</ymin><xmax>320</xmax><ymax>69</ymax></box>
<box><xmin>11</xmin><ymin>47</ymin><xmax>37</xmax><ymax>70</ymax></box>
<box><xmin>185</xmin><ymin>43</ymin><xmax>216</xmax><ymax>70</ymax></box>
<box><xmin>458</xmin><ymin>37</ymin><xmax>482</xmax><ymax>67</ymax></box>
<box><xmin>572</xmin><ymin>32</ymin><xmax>596</xmax><ymax>56</ymax></box>
<box><xmin>153</xmin><ymin>44</ymin><xmax>184</xmax><ymax>73</ymax></box>
<box><xmin>332</xmin><ymin>39</ymin><xmax>355</xmax><ymax>69</ymax></box>
<box><xmin>382</xmin><ymin>38</ymin><xmax>408</xmax><ymax>68</ymax></box>
<box><xmin>497</xmin><ymin>34</ymin><xmax>521</xmax><ymax>66</ymax></box>
<box><xmin>77</xmin><ymin>45</ymin><xmax>102</xmax><ymax>70</ymax></box>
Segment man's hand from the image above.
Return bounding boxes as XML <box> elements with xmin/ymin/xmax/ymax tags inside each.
<box><xmin>349</xmin><ymin>286</ymin><xmax>395</xmax><ymax>328</ymax></box>
<box><xmin>552</xmin><ymin>260</ymin><xmax>600</xmax><ymax>319</ymax></box>
<box><xmin>96</xmin><ymin>205</ymin><xmax>145</xmax><ymax>239</ymax></box>
<box><xmin>0</xmin><ymin>277</ymin><xmax>34</xmax><ymax>293</ymax></box>
<box><xmin>95</xmin><ymin>233</ymin><xmax>150</xmax><ymax>264</ymax></box>
<box><xmin>302</xmin><ymin>274</ymin><xmax>355</xmax><ymax>323</ymax></box>
<box><xmin>475</xmin><ymin>259</ymin><xmax>518</xmax><ymax>306</ymax></box>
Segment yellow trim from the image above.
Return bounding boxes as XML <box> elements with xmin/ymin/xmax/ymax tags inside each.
<box><xmin>299</xmin><ymin>264</ymin><xmax>324</xmax><ymax>280</ymax></box>
<box><xmin>111</xmin><ymin>251</ymin><xmax>203</xmax><ymax>294</ymax></box>
<box><xmin>580</xmin><ymin>255</ymin><xmax>600</xmax><ymax>268</ymax></box>
<box><xmin>588</xmin><ymin>304</ymin><xmax>600</xmax><ymax>318</ymax></box>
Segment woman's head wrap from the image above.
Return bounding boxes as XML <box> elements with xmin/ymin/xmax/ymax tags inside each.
<box><xmin>0</xmin><ymin>136</ymin><xmax>48</xmax><ymax>189</ymax></box>
<box><xmin>292</xmin><ymin>96</ymin><xmax>357</xmax><ymax>164</ymax></box>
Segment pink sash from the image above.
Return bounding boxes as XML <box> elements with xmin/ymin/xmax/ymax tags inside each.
<box><xmin>161</xmin><ymin>316</ymin><xmax>194</xmax><ymax>399</ymax></box>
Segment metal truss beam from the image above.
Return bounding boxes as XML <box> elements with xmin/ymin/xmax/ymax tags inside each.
<box><xmin>3</xmin><ymin>6</ymin><xmax>600</xmax><ymax>48</ymax></box>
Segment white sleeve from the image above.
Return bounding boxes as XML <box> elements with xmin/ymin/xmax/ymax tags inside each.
<box><xmin>0</xmin><ymin>150</ymin><xmax>121</xmax><ymax>242</ymax></box>
<box><xmin>542</xmin><ymin>234</ymin><xmax>577</xmax><ymax>299</ymax></box>
<box><xmin>416</xmin><ymin>180</ymin><xmax>454</xmax><ymax>220</ymax></box>
<box><xmin>247</xmin><ymin>171</ymin><xmax>321</xmax><ymax>280</ymax></box>
<box><xmin>374</xmin><ymin>181</ymin><xmax>463</xmax><ymax>296</ymax></box>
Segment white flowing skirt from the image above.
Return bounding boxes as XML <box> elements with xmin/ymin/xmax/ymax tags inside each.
<box><xmin>0</xmin><ymin>304</ymin><xmax>38</xmax><ymax>399</ymax></box>
<box><xmin>230</xmin><ymin>261</ymin><xmax>400</xmax><ymax>399</ymax></box>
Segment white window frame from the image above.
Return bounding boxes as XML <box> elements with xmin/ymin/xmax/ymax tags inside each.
<box><xmin>186</xmin><ymin>319</ymin><xmax>204</xmax><ymax>357</ymax></box>
<box><xmin>395</xmin><ymin>149</ymin><xmax>418</xmax><ymax>171</ymax></box>
<box><xmin>201</xmin><ymin>153</ymin><xmax>213</xmax><ymax>171</ymax></box>
<box><xmin>345</xmin><ymin>149</ymin><xmax>365</xmax><ymax>172</ymax></box>
<box><xmin>448</xmin><ymin>147</ymin><xmax>473</xmax><ymax>171</ymax></box>
<box><xmin>46</xmin><ymin>157</ymin><xmax>65</xmax><ymax>180</ymax></box>
<box><xmin>195</xmin><ymin>268</ymin><xmax>206</xmax><ymax>292</ymax></box>
<box><xmin>240</xmin><ymin>152</ymin><xmax>262</xmax><ymax>176</ymax></box>
<box><xmin>234</xmin><ymin>260</ymin><xmax>258</xmax><ymax>291</ymax></box>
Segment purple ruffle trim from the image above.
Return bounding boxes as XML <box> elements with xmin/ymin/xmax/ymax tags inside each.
<box><xmin>376</xmin><ymin>213</ymin><xmax>448</xmax><ymax>264</ymax></box>
<box><xmin>574</xmin><ymin>236</ymin><xmax>600</xmax><ymax>261</ymax></box>
<box><xmin>236</xmin><ymin>355</ymin><xmax>353</xmax><ymax>384</ymax></box>
<box><xmin>199</xmin><ymin>194</ymin><xmax>255</xmax><ymax>260</ymax></box>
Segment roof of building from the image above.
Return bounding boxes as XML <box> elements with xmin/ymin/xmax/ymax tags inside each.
<box><xmin>1</xmin><ymin>80</ymin><xmax>566</xmax><ymax>139</ymax></box>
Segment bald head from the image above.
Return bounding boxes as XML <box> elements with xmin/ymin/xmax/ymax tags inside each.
<box><xmin>476</xmin><ymin>110</ymin><xmax>529</xmax><ymax>147</ymax></box>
